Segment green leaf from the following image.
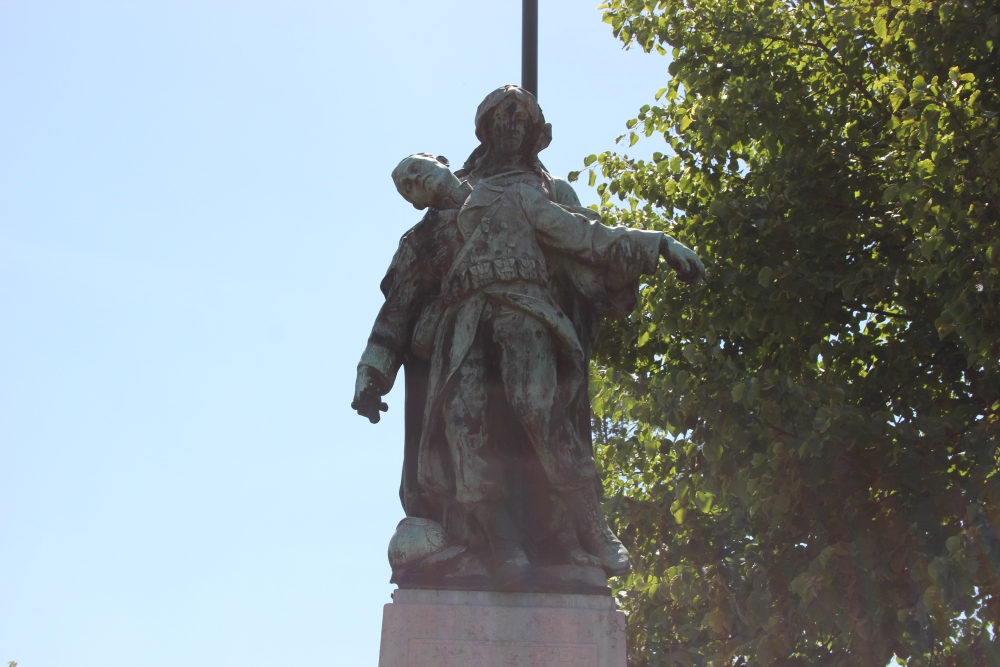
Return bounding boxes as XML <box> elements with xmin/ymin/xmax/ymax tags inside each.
<box><xmin>790</xmin><ymin>573</ymin><xmax>812</xmax><ymax>598</ymax></box>
<box><xmin>874</xmin><ymin>16</ymin><xmax>887</xmax><ymax>39</ymax></box>
<box><xmin>694</xmin><ymin>490</ymin><xmax>715</xmax><ymax>512</ymax></box>
<box><xmin>890</xmin><ymin>86</ymin><xmax>907</xmax><ymax>111</ymax></box>
<box><xmin>731</xmin><ymin>383</ymin><xmax>746</xmax><ymax>402</ymax></box>
<box><xmin>758</xmin><ymin>266</ymin><xmax>773</xmax><ymax>286</ymax></box>
<box><xmin>703</xmin><ymin>439</ymin><xmax>723</xmax><ymax>462</ymax></box>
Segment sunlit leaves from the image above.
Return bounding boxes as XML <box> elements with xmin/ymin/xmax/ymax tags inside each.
<box><xmin>589</xmin><ymin>0</ymin><xmax>1000</xmax><ymax>665</ymax></box>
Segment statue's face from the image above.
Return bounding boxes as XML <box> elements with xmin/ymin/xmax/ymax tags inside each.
<box><xmin>393</xmin><ymin>155</ymin><xmax>459</xmax><ymax>210</ymax></box>
<box><xmin>491</xmin><ymin>100</ymin><xmax>531</xmax><ymax>156</ymax></box>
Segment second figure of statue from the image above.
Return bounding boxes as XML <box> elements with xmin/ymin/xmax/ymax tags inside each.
<box><xmin>353</xmin><ymin>85</ymin><xmax>706</xmax><ymax>594</ymax></box>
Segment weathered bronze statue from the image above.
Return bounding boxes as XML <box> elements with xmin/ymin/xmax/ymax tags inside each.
<box><xmin>354</xmin><ymin>85</ymin><xmax>705</xmax><ymax>593</ymax></box>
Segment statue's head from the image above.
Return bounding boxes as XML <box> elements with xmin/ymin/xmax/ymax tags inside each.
<box><xmin>474</xmin><ymin>85</ymin><xmax>551</xmax><ymax>158</ymax></box>
<box><xmin>455</xmin><ymin>85</ymin><xmax>553</xmax><ymax>179</ymax></box>
<box><xmin>391</xmin><ymin>153</ymin><xmax>459</xmax><ymax>210</ymax></box>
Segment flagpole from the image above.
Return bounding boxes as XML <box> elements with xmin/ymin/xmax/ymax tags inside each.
<box><xmin>522</xmin><ymin>0</ymin><xmax>538</xmax><ymax>98</ymax></box>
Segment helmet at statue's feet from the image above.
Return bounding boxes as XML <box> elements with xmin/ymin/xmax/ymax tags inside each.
<box><xmin>388</xmin><ymin>517</ymin><xmax>449</xmax><ymax>571</ymax></box>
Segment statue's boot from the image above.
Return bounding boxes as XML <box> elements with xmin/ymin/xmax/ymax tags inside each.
<box><xmin>566</xmin><ymin>544</ymin><xmax>602</xmax><ymax>569</ymax></box>
<box><xmin>554</xmin><ymin>521</ymin><xmax>602</xmax><ymax>568</ymax></box>
<box><xmin>473</xmin><ymin>503</ymin><xmax>530</xmax><ymax>589</ymax></box>
<box><xmin>564</xmin><ymin>486</ymin><xmax>631</xmax><ymax>577</ymax></box>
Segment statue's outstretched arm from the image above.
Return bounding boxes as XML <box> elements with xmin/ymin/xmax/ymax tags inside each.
<box><xmin>522</xmin><ymin>184</ymin><xmax>706</xmax><ymax>284</ymax></box>
<box><xmin>353</xmin><ymin>232</ymin><xmax>434</xmax><ymax>423</ymax></box>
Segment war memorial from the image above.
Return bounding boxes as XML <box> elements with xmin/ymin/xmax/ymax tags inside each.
<box><xmin>352</xmin><ymin>80</ymin><xmax>704</xmax><ymax>667</ymax></box>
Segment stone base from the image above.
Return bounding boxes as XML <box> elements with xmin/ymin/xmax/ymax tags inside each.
<box><xmin>396</xmin><ymin>556</ymin><xmax>611</xmax><ymax>595</ymax></box>
<box><xmin>377</xmin><ymin>588</ymin><xmax>627</xmax><ymax>667</ymax></box>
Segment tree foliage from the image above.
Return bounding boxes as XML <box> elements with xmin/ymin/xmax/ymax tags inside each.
<box><xmin>578</xmin><ymin>0</ymin><xmax>1000</xmax><ymax>664</ymax></box>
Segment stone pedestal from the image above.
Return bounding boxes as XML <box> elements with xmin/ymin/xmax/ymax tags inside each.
<box><xmin>377</xmin><ymin>588</ymin><xmax>627</xmax><ymax>667</ymax></box>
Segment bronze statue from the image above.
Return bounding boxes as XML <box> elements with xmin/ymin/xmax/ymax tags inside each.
<box><xmin>354</xmin><ymin>85</ymin><xmax>705</xmax><ymax>593</ymax></box>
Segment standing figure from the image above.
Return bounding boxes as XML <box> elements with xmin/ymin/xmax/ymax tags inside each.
<box><xmin>353</xmin><ymin>86</ymin><xmax>705</xmax><ymax>591</ymax></box>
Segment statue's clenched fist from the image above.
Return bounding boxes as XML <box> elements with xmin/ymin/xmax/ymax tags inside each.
<box><xmin>659</xmin><ymin>235</ymin><xmax>707</xmax><ymax>284</ymax></box>
<box><xmin>352</xmin><ymin>365</ymin><xmax>388</xmax><ymax>423</ymax></box>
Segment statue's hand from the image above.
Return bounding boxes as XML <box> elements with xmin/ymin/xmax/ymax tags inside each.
<box><xmin>660</xmin><ymin>236</ymin><xmax>707</xmax><ymax>284</ymax></box>
<box><xmin>352</xmin><ymin>366</ymin><xmax>388</xmax><ymax>424</ymax></box>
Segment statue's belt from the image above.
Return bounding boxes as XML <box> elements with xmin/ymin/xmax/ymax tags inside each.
<box><xmin>442</xmin><ymin>257</ymin><xmax>548</xmax><ymax>302</ymax></box>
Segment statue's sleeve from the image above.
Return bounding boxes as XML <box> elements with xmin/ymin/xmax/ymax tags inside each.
<box><xmin>550</xmin><ymin>177</ymin><xmax>583</xmax><ymax>207</ymax></box>
<box><xmin>357</xmin><ymin>230</ymin><xmax>433</xmax><ymax>393</ymax></box>
<box><xmin>518</xmin><ymin>184</ymin><xmax>662</xmax><ymax>281</ymax></box>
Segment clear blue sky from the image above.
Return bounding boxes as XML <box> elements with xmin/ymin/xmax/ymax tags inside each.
<box><xmin>0</xmin><ymin>2</ymin><xmax>670</xmax><ymax>665</ymax></box>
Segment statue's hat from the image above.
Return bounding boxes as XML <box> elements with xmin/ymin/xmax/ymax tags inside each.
<box><xmin>473</xmin><ymin>85</ymin><xmax>552</xmax><ymax>154</ymax></box>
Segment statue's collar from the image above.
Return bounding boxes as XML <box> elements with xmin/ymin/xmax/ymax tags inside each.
<box><xmin>479</xmin><ymin>168</ymin><xmax>539</xmax><ymax>186</ymax></box>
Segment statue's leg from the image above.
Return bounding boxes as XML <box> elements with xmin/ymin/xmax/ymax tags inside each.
<box><xmin>549</xmin><ymin>494</ymin><xmax>602</xmax><ymax>568</ymax></box>
<box><xmin>490</xmin><ymin>308</ymin><xmax>558</xmax><ymax>466</ymax></box>
<box><xmin>441</xmin><ymin>337</ymin><xmax>529</xmax><ymax>586</ymax></box>
<box><xmin>441</xmin><ymin>341</ymin><xmax>495</xmax><ymax>506</ymax></box>
<box><xmin>492</xmin><ymin>307</ymin><xmax>594</xmax><ymax>489</ymax></box>
<box><xmin>469</xmin><ymin>502</ymin><xmax>530</xmax><ymax>588</ymax></box>
<box><xmin>492</xmin><ymin>307</ymin><xmax>630</xmax><ymax>576</ymax></box>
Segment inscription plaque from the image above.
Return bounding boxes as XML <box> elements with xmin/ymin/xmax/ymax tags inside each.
<box><xmin>408</xmin><ymin>638</ymin><xmax>598</xmax><ymax>667</ymax></box>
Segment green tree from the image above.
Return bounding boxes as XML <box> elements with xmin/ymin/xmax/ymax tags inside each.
<box><xmin>577</xmin><ymin>0</ymin><xmax>1000</xmax><ymax>664</ymax></box>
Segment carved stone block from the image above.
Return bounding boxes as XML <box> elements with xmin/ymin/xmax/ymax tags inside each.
<box><xmin>377</xmin><ymin>589</ymin><xmax>626</xmax><ymax>667</ymax></box>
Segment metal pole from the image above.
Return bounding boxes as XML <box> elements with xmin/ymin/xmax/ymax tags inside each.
<box><xmin>522</xmin><ymin>0</ymin><xmax>538</xmax><ymax>98</ymax></box>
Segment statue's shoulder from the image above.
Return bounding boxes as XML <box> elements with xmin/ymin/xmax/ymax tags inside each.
<box><xmin>399</xmin><ymin>209</ymin><xmax>457</xmax><ymax>247</ymax></box>
<box><xmin>389</xmin><ymin>209</ymin><xmax>461</xmax><ymax>283</ymax></box>
<box><xmin>387</xmin><ymin>213</ymin><xmax>436</xmax><ymax>274</ymax></box>
<box><xmin>548</xmin><ymin>177</ymin><xmax>582</xmax><ymax>207</ymax></box>
<box><xmin>500</xmin><ymin>173</ymin><xmax>580</xmax><ymax>208</ymax></box>
<box><xmin>381</xmin><ymin>211</ymin><xmax>451</xmax><ymax>296</ymax></box>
